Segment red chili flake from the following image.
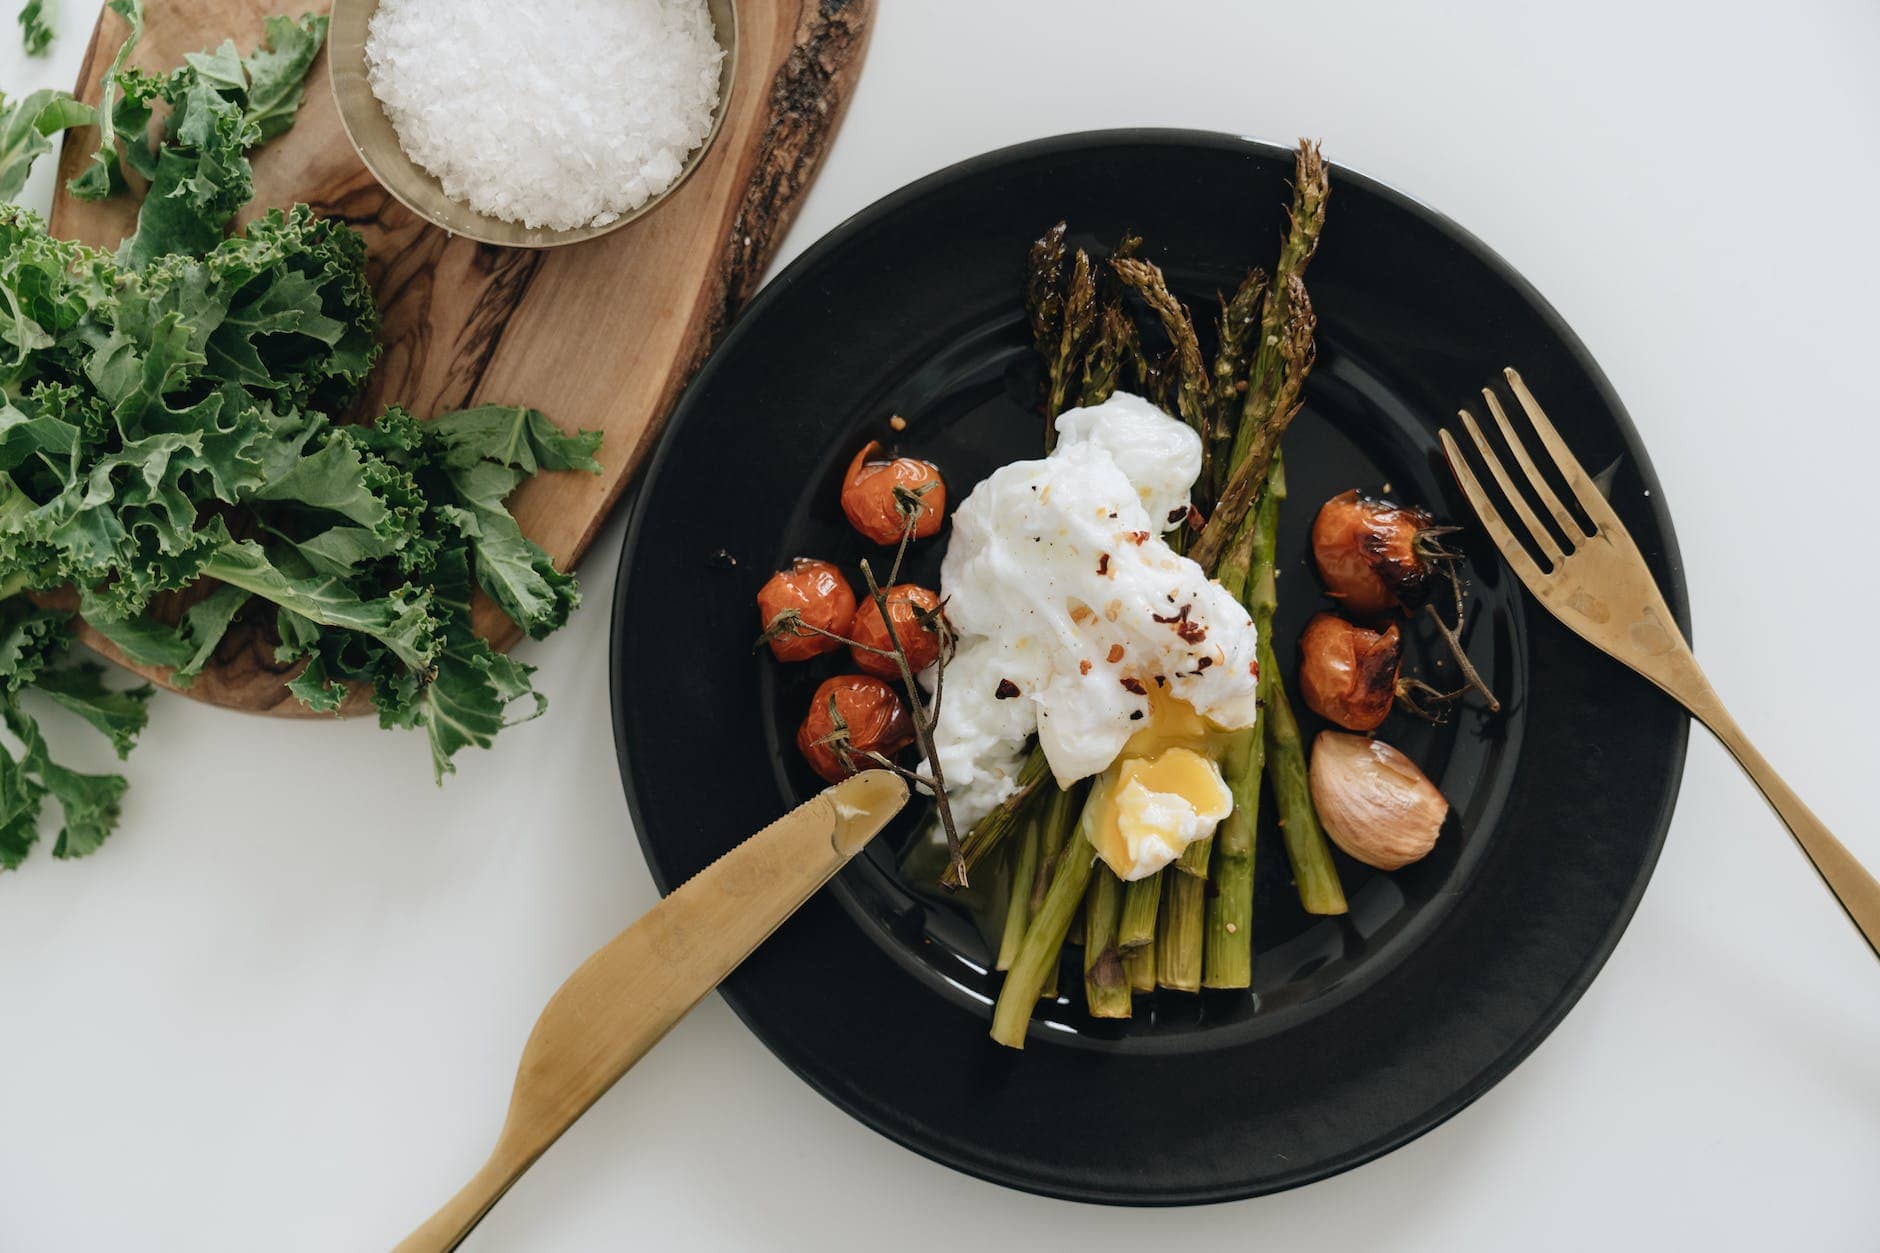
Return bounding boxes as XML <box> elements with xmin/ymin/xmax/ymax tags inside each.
<box><xmin>1196</xmin><ymin>656</ymin><xmax>1213</xmax><ymax>670</ymax></box>
<box><xmin>1079</xmin><ymin>660</ymin><xmax>1092</xmax><ymax>675</ymax></box>
<box><xmin>995</xmin><ymin>679</ymin><xmax>1020</xmax><ymax>699</ymax></box>
<box><xmin>1120</xmin><ymin>677</ymin><xmax>1147</xmax><ymax>696</ymax></box>
<box><xmin>1166</xmin><ymin>506</ymin><xmax>1187</xmax><ymax>525</ymax></box>
<box><xmin>1106</xmin><ymin>644</ymin><xmax>1125</xmax><ymax>664</ymax></box>
<box><xmin>1249</xmin><ymin>658</ymin><xmax>1260</xmax><ymax>677</ymax></box>
<box><xmin>1127</xmin><ymin>530</ymin><xmax>1150</xmax><ymax>545</ymax></box>
<box><xmin>1185</xmin><ymin>505</ymin><xmax>1205</xmax><ymax>532</ymax></box>
<box><xmin>1096</xmin><ymin>553</ymin><xmax>1111</xmax><ymax>576</ymax></box>
<box><xmin>1151</xmin><ymin>603</ymin><xmax>1208</xmax><ymax>644</ymax></box>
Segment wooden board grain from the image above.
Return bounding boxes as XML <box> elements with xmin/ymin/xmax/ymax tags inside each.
<box><xmin>47</xmin><ymin>0</ymin><xmax>873</xmax><ymax>714</ymax></box>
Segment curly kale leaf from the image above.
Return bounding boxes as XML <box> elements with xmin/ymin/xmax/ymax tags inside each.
<box><xmin>0</xmin><ymin>601</ymin><xmax>150</xmax><ymax>866</ymax></box>
<box><xmin>95</xmin><ymin>7</ymin><xmax>330</xmax><ymax>268</ymax></box>
<box><xmin>238</xmin><ymin>14</ymin><xmax>329</xmax><ymax>141</ymax></box>
<box><xmin>117</xmin><ymin>71</ymin><xmax>255</xmax><ymax>268</ymax></box>
<box><xmin>65</xmin><ymin>0</ymin><xmax>146</xmax><ymax>202</ymax></box>
<box><xmin>409</xmin><ymin>542</ymin><xmax>545</xmax><ymax>782</ymax></box>
<box><xmin>2</xmin><ymin>696</ymin><xmax>132</xmax><ymax>862</ymax></box>
<box><xmin>201</xmin><ymin>206</ymin><xmax>380</xmax><ymax>411</ymax></box>
<box><xmin>0</xmin><ymin>600</ymin><xmax>65</xmax><ymax>691</ymax></box>
<box><xmin>18</xmin><ymin>0</ymin><xmax>53</xmax><ymax>56</ymax></box>
<box><xmin>30</xmin><ymin>660</ymin><xmax>150</xmax><ymax>756</ymax></box>
<box><xmin>0</xmin><ymin>89</ymin><xmax>95</xmax><ymax>201</ymax></box>
<box><xmin>426</xmin><ymin>404</ymin><xmax>604</xmax><ymax>476</ymax></box>
<box><xmin>423</xmin><ymin>405</ymin><xmax>599</xmax><ymax>638</ymax></box>
<box><xmin>81</xmin><ymin>582</ymin><xmax>247</xmax><ymax>682</ymax></box>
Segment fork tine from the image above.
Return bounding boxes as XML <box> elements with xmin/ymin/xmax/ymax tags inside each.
<box><xmin>1438</xmin><ymin>429</ymin><xmax>1551</xmax><ymax>590</ymax></box>
<box><xmin>1503</xmin><ymin>368</ymin><xmax>1623</xmax><ymax>532</ymax></box>
<box><xmin>1481</xmin><ymin>387</ymin><xmax>1586</xmax><ymax>541</ymax></box>
<box><xmin>1457</xmin><ymin>408</ymin><xmax>1566</xmax><ymax>568</ymax></box>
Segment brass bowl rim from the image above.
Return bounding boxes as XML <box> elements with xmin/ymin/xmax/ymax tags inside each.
<box><xmin>325</xmin><ymin>0</ymin><xmax>740</xmax><ymax>250</ymax></box>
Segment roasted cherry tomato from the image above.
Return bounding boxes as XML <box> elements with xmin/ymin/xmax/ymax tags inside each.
<box><xmin>1310</xmin><ymin>489</ymin><xmax>1439</xmax><ymax>617</ymax></box>
<box><xmin>840</xmin><ymin>440</ymin><xmax>945</xmax><ymax>545</ymax></box>
<box><xmin>849</xmin><ymin>584</ymin><xmax>944</xmax><ymax>678</ymax></box>
<box><xmin>1298</xmin><ymin>612</ymin><xmax>1402</xmax><ymax>732</ymax></box>
<box><xmin>796</xmin><ymin>674</ymin><xmax>915</xmax><ymax>782</ymax></box>
<box><xmin>756</xmin><ymin>558</ymin><xmax>857</xmax><ymax>662</ymax></box>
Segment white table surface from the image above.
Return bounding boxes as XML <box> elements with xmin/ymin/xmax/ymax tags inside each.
<box><xmin>4</xmin><ymin>1</ymin><xmax>1877</xmax><ymax>1249</ymax></box>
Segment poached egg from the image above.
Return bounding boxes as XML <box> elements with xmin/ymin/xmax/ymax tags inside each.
<box><xmin>924</xmin><ymin>393</ymin><xmax>1260</xmax><ymax>880</ymax></box>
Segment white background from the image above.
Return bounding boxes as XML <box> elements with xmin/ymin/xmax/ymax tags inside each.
<box><xmin>4</xmin><ymin>1</ymin><xmax>1878</xmax><ymax>1249</ymax></box>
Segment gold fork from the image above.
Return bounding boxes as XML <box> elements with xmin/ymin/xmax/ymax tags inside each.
<box><xmin>1440</xmin><ymin>368</ymin><xmax>1879</xmax><ymax>959</ymax></box>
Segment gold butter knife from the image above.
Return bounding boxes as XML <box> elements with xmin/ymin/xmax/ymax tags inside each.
<box><xmin>395</xmin><ymin>769</ymin><xmax>909</xmax><ymax>1251</ymax></box>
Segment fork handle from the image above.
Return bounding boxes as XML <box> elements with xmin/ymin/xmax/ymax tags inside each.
<box><xmin>1676</xmin><ymin>676</ymin><xmax>1880</xmax><ymax>959</ymax></box>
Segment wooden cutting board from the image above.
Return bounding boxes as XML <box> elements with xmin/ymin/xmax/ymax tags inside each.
<box><xmin>48</xmin><ymin>0</ymin><xmax>873</xmax><ymax>714</ymax></box>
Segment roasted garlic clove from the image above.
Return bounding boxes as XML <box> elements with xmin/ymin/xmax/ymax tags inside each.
<box><xmin>1308</xmin><ymin>730</ymin><xmax>1448</xmax><ymax>870</ymax></box>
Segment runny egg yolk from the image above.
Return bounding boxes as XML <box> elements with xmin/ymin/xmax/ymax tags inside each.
<box><xmin>1083</xmin><ymin>691</ymin><xmax>1239</xmax><ymax>881</ymax></box>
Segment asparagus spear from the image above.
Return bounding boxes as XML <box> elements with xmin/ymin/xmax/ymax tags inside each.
<box><xmin>942</xmin><ymin>745</ymin><xmax>1049</xmax><ymax>888</ymax></box>
<box><xmin>1168</xmin><ymin>479</ymin><xmax>1261</xmax><ymax>887</ymax></box>
<box><xmin>1263</xmin><ymin>631</ymin><xmax>1348</xmax><ymax>915</ymax></box>
<box><xmin>1026</xmin><ymin>222</ymin><xmax>1067</xmax><ymax>409</ymax></box>
<box><xmin>991</xmin><ymin>778</ymin><xmax>1106</xmax><ymax>1048</ymax></box>
<box><xmin>1237</xmin><ymin>141</ymin><xmax>1329</xmax><ymax>452</ymax></box>
<box><xmin>1079</xmin><ymin>301</ymin><xmax>1133</xmax><ymax>408</ymax></box>
<box><xmin>1188</xmin><ymin>277</ymin><xmax>1315</xmax><ymax>571</ymax></box>
<box><xmin>1083</xmin><ymin>862</ymin><xmax>1131</xmax><ymax>1018</ymax></box>
<box><xmin>1157</xmin><ymin>476</ymin><xmax>1268</xmax><ymax>983</ymax></box>
<box><xmin>1208</xmin><ymin>268</ymin><xmax>1268</xmax><ymax>502</ymax></box>
<box><xmin>1189</xmin><ymin>141</ymin><xmax>1329</xmax><ymax>570</ymax></box>
<box><xmin>1123</xmin><ymin>936</ymin><xmax>1156</xmax><ymax>994</ymax></box>
<box><xmin>1029</xmin><ymin>783</ymin><xmax>1080</xmax><ymax>999</ymax></box>
<box><xmin>1157</xmin><ymin>869</ymin><xmax>1206</xmax><ymax>992</ymax></box>
<box><xmin>1117</xmin><ymin>871</ymin><xmax>1161</xmax><ymax>953</ymax></box>
<box><xmin>1025</xmin><ymin>223</ymin><xmax>1099</xmax><ymax>446</ymax></box>
<box><xmin>1050</xmin><ymin>249</ymin><xmax>1097</xmax><ymax>432</ymax></box>
<box><xmin>1204</xmin><ymin>464</ymin><xmax>1284</xmax><ymax>987</ymax></box>
<box><xmin>1112</xmin><ymin>256</ymin><xmax>1212</xmax><ymax>495</ymax></box>
<box><xmin>995</xmin><ymin>813</ymin><xmax>1042</xmax><ymax>972</ymax></box>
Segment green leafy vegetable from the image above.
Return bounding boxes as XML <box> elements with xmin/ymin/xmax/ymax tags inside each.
<box><xmin>0</xmin><ymin>599</ymin><xmax>148</xmax><ymax>867</ymax></box>
<box><xmin>17</xmin><ymin>0</ymin><xmax>53</xmax><ymax>57</ymax></box>
<box><xmin>66</xmin><ymin>0</ymin><xmax>146</xmax><ymax>202</ymax></box>
<box><xmin>0</xmin><ymin>90</ymin><xmax>95</xmax><ymax>201</ymax></box>
<box><xmin>0</xmin><ymin>10</ymin><xmax>602</xmax><ymax>867</ymax></box>
<box><xmin>238</xmin><ymin>14</ymin><xmax>329</xmax><ymax>141</ymax></box>
<box><xmin>29</xmin><ymin>661</ymin><xmax>151</xmax><ymax>754</ymax></box>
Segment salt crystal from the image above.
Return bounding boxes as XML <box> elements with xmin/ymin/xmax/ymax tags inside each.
<box><xmin>365</xmin><ymin>0</ymin><xmax>723</xmax><ymax>231</ymax></box>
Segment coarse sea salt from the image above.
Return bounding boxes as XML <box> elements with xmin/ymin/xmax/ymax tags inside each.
<box><xmin>365</xmin><ymin>0</ymin><xmax>723</xmax><ymax>231</ymax></box>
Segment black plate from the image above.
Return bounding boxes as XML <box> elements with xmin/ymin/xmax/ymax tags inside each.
<box><xmin>610</xmin><ymin>131</ymin><xmax>1688</xmax><ymax>1204</ymax></box>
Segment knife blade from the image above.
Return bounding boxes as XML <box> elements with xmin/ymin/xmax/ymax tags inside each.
<box><xmin>396</xmin><ymin>769</ymin><xmax>909</xmax><ymax>1252</ymax></box>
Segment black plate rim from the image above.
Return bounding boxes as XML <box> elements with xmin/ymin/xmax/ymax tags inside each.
<box><xmin>609</xmin><ymin>128</ymin><xmax>1690</xmax><ymax>1204</ymax></box>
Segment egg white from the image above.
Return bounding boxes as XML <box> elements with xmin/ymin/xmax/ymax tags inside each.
<box><xmin>923</xmin><ymin>393</ymin><xmax>1261</xmax><ymax>861</ymax></box>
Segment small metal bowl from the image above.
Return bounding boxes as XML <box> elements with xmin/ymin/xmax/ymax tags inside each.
<box><xmin>327</xmin><ymin>0</ymin><xmax>739</xmax><ymax>249</ymax></box>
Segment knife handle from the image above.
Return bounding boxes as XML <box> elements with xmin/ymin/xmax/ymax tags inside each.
<box><xmin>395</xmin><ymin>771</ymin><xmax>907</xmax><ymax>1252</ymax></box>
